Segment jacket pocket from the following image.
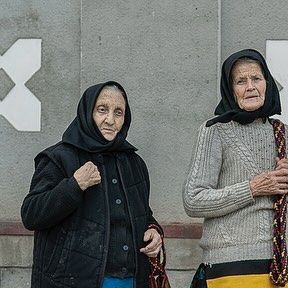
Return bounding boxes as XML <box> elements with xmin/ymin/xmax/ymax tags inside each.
<box><xmin>44</xmin><ymin>227</ymin><xmax>67</xmax><ymax>276</ymax></box>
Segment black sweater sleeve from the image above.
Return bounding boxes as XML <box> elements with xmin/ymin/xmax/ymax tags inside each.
<box><xmin>21</xmin><ymin>155</ymin><xmax>83</xmax><ymax>231</ymax></box>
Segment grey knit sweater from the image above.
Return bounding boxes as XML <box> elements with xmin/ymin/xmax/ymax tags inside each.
<box><xmin>183</xmin><ymin>119</ymin><xmax>288</xmax><ymax>264</ymax></box>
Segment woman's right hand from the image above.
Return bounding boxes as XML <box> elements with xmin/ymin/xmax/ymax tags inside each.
<box><xmin>250</xmin><ymin>160</ymin><xmax>288</xmax><ymax>197</ymax></box>
<box><xmin>73</xmin><ymin>161</ymin><xmax>101</xmax><ymax>191</ymax></box>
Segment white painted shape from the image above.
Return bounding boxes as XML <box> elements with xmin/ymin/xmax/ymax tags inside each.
<box><xmin>266</xmin><ymin>40</ymin><xmax>288</xmax><ymax>124</ymax></box>
<box><xmin>0</xmin><ymin>86</ymin><xmax>41</xmax><ymax>131</ymax></box>
<box><xmin>0</xmin><ymin>39</ymin><xmax>42</xmax><ymax>84</ymax></box>
<box><xmin>0</xmin><ymin>39</ymin><xmax>42</xmax><ymax>131</ymax></box>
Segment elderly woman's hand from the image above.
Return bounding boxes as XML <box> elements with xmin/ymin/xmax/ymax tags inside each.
<box><xmin>250</xmin><ymin>160</ymin><xmax>288</xmax><ymax>197</ymax></box>
<box><xmin>139</xmin><ymin>228</ymin><xmax>162</xmax><ymax>258</ymax></box>
<box><xmin>275</xmin><ymin>157</ymin><xmax>288</xmax><ymax>170</ymax></box>
<box><xmin>73</xmin><ymin>161</ymin><xmax>101</xmax><ymax>191</ymax></box>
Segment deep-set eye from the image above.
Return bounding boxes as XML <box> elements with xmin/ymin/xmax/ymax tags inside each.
<box><xmin>115</xmin><ymin>110</ymin><xmax>124</xmax><ymax>117</ymax></box>
<box><xmin>97</xmin><ymin>106</ymin><xmax>107</xmax><ymax>113</ymax></box>
<box><xmin>236</xmin><ymin>79</ymin><xmax>246</xmax><ymax>85</ymax></box>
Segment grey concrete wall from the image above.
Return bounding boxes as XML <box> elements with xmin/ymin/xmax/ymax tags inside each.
<box><xmin>81</xmin><ymin>0</ymin><xmax>220</xmax><ymax>223</ymax></box>
<box><xmin>0</xmin><ymin>236</ymin><xmax>32</xmax><ymax>287</ymax></box>
<box><xmin>0</xmin><ymin>1</ymin><xmax>81</xmax><ymax>221</ymax></box>
<box><xmin>1</xmin><ymin>1</ymin><xmax>219</xmax><ymax>286</ymax></box>
<box><xmin>221</xmin><ymin>0</ymin><xmax>288</xmax><ymax>60</ymax></box>
<box><xmin>2</xmin><ymin>0</ymin><xmax>288</xmax><ymax>287</ymax></box>
<box><xmin>0</xmin><ymin>0</ymin><xmax>219</xmax><ymax>223</ymax></box>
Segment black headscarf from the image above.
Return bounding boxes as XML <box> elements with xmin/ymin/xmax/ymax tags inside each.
<box><xmin>62</xmin><ymin>81</ymin><xmax>137</xmax><ymax>153</ymax></box>
<box><xmin>206</xmin><ymin>49</ymin><xmax>281</xmax><ymax>127</ymax></box>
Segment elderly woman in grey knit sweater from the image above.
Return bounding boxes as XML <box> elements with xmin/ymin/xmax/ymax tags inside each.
<box><xmin>183</xmin><ymin>49</ymin><xmax>288</xmax><ymax>288</ymax></box>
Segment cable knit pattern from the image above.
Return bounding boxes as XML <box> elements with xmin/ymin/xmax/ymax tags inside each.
<box><xmin>183</xmin><ymin>119</ymin><xmax>288</xmax><ymax>264</ymax></box>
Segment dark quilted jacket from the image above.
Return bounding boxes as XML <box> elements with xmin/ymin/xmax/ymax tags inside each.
<box><xmin>21</xmin><ymin>142</ymin><xmax>160</xmax><ymax>288</ymax></box>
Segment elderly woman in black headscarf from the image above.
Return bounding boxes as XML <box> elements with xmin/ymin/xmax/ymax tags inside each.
<box><xmin>21</xmin><ymin>81</ymin><xmax>163</xmax><ymax>288</ymax></box>
<box><xmin>183</xmin><ymin>49</ymin><xmax>288</xmax><ymax>287</ymax></box>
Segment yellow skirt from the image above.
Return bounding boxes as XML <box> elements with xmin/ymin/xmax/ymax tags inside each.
<box><xmin>207</xmin><ymin>274</ymin><xmax>285</xmax><ymax>288</ymax></box>
<box><xmin>204</xmin><ymin>260</ymin><xmax>288</xmax><ymax>288</ymax></box>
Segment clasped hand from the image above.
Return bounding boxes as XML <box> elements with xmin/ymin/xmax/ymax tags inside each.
<box><xmin>73</xmin><ymin>163</ymin><xmax>162</xmax><ymax>258</ymax></box>
<box><xmin>140</xmin><ymin>228</ymin><xmax>162</xmax><ymax>258</ymax></box>
<box><xmin>73</xmin><ymin>161</ymin><xmax>101</xmax><ymax>191</ymax></box>
<box><xmin>250</xmin><ymin>158</ymin><xmax>288</xmax><ymax>197</ymax></box>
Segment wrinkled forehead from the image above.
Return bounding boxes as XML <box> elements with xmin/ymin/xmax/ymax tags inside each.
<box><xmin>230</xmin><ymin>58</ymin><xmax>265</xmax><ymax>79</ymax></box>
<box><xmin>230</xmin><ymin>57</ymin><xmax>264</xmax><ymax>75</ymax></box>
<box><xmin>97</xmin><ymin>86</ymin><xmax>126</xmax><ymax>103</ymax></box>
<box><xmin>94</xmin><ymin>88</ymin><xmax>126</xmax><ymax>113</ymax></box>
<box><xmin>232</xmin><ymin>62</ymin><xmax>264</xmax><ymax>79</ymax></box>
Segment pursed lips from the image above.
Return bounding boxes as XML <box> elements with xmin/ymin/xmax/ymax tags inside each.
<box><xmin>101</xmin><ymin>128</ymin><xmax>115</xmax><ymax>133</ymax></box>
<box><xmin>244</xmin><ymin>94</ymin><xmax>259</xmax><ymax>99</ymax></box>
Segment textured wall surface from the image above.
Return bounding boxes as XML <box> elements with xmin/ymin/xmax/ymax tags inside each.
<box><xmin>0</xmin><ymin>0</ymin><xmax>218</xmax><ymax>223</ymax></box>
<box><xmin>2</xmin><ymin>0</ymin><xmax>288</xmax><ymax>287</ymax></box>
<box><xmin>221</xmin><ymin>0</ymin><xmax>288</xmax><ymax>59</ymax></box>
<box><xmin>0</xmin><ymin>1</ymin><xmax>81</xmax><ymax>221</ymax></box>
<box><xmin>81</xmin><ymin>0</ymin><xmax>219</xmax><ymax>223</ymax></box>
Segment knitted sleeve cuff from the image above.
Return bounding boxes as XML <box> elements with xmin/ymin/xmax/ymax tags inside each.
<box><xmin>232</xmin><ymin>180</ymin><xmax>255</xmax><ymax>208</ymax></box>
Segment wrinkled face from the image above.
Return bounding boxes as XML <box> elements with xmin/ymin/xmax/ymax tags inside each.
<box><xmin>93</xmin><ymin>88</ymin><xmax>126</xmax><ymax>141</ymax></box>
<box><xmin>232</xmin><ymin>62</ymin><xmax>266</xmax><ymax>111</ymax></box>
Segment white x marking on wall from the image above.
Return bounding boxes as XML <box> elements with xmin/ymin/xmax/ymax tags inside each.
<box><xmin>266</xmin><ymin>40</ymin><xmax>288</xmax><ymax>124</ymax></box>
<box><xmin>0</xmin><ymin>39</ymin><xmax>42</xmax><ymax>131</ymax></box>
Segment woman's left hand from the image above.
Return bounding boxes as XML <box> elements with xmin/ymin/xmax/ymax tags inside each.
<box><xmin>139</xmin><ymin>228</ymin><xmax>162</xmax><ymax>258</ymax></box>
<box><xmin>275</xmin><ymin>157</ymin><xmax>288</xmax><ymax>170</ymax></box>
